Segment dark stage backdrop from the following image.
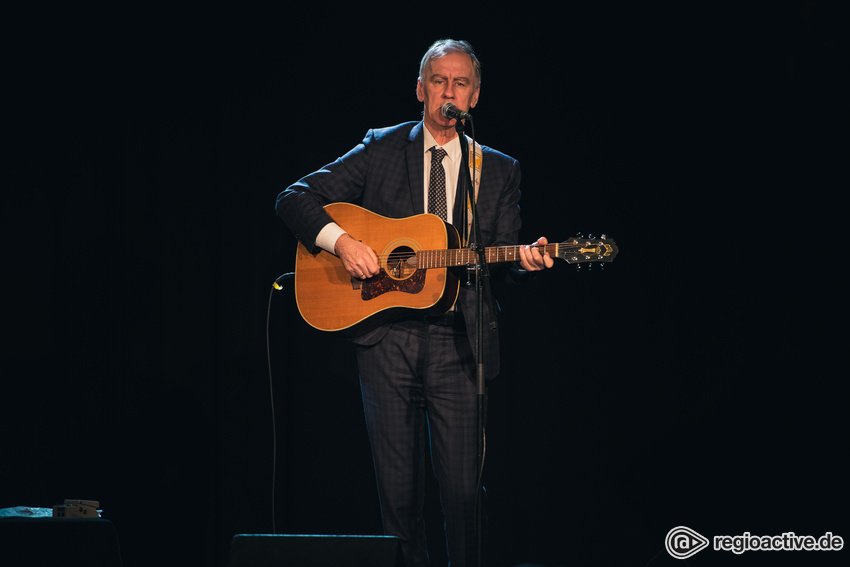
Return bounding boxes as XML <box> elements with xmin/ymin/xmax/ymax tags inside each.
<box><xmin>3</xmin><ymin>4</ymin><xmax>846</xmax><ymax>567</ymax></box>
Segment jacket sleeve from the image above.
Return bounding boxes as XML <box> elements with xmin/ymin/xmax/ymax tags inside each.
<box><xmin>275</xmin><ymin>131</ymin><xmax>375</xmax><ymax>253</ymax></box>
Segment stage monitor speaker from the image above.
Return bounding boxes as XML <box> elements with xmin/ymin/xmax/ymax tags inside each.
<box><xmin>230</xmin><ymin>534</ymin><xmax>403</xmax><ymax>567</ymax></box>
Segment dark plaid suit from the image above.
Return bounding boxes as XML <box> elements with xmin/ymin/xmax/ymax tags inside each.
<box><xmin>276</xmin><ymin>121</ymin><xmax>522</xmax><ymax>566</ymax></box>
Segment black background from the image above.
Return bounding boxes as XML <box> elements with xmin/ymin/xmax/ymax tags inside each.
<box><xmin>3</xmin><ymin>3</ymin><xmax>846</xmax><ymax>566</ymax></box>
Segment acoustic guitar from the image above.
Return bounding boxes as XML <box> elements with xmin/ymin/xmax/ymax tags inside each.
<box><xmin>294</xmin><ymin>202</ymin><xmax>618</xmax><ymax>334</ymax></box>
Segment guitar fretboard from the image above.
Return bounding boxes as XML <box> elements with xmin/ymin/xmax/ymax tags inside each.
<box><xmin>416</xmin><ymin>244</ymin><xmax>559</xmax><ymax>269</ymax></box>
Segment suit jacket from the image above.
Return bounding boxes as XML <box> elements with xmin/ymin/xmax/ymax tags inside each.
<box><xmin>276</xmin><ymin>121</ymin><xmax>522</xmax><ymax>379</ymax></box>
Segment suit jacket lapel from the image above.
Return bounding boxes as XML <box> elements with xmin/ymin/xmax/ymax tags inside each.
<box><xmin>406</xmin><ymin>122</ymin><xmax>425</xmax><ymax>215</ymax></box>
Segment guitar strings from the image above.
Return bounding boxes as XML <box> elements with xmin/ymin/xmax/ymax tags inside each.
<box><xmin>378</xmin><ymin>244</ymin><xmax>559</xmax><ymax>262</ymax></box>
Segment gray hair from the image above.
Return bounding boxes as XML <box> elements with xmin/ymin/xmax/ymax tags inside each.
<box><xmin>418</xmin><ymin>39</ymin><xmax>481</xmax><ymax>90</ymax></box>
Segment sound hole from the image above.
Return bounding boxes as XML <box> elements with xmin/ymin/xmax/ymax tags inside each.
<box><xmin>385</xmin><ymin>246</ymin><xmax>416</xmax><ymax>279</ymax></box>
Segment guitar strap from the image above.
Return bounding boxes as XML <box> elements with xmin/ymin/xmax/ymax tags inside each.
<box><xmin>457</xmin><ymin>135</ymin><xmax>482</xmax><ymax>243</ymax></box>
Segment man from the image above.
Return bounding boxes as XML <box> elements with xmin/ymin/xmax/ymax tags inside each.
<box><xmin>276</xmin><ymin>39</ymin><xmax>552</xmax><ymax>567</ymax></box>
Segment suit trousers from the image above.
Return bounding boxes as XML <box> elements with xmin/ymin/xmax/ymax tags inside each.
<box><xmin>357</xmin><ymin>317</ymin><xmax>484</xmax><ymax>567</ymax></box>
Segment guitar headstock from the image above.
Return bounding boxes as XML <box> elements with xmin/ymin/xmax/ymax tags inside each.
<box><xmin>554</xmin><ymin>235</ymin><xmax>619</xmax><ymax>265</ymax></box>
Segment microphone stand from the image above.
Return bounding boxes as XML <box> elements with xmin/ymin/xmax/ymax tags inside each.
<box><xmin>454</xmin><ymin>117</ymin><xmax>492</xmax><ymax>567</ymax></box>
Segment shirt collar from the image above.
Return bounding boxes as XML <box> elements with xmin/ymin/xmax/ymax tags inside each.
<box><xmin>423</xmin><ymin>126</ymin><xmax>462</xmax><ymax>164</ymax></box>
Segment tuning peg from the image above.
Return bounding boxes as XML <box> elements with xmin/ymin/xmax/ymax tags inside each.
<box><xmin>588</xmin><ymin>233</ymin><xmax>595</xmax><ymax>240</ymax></box>
<box><xmin>575</xmin><ymin>232</ymin><xmax>583</xmax><ymax>238</ymax></box>
<box><xmin>600</xmin><ymin>234</ymin><xmax>608</xmax><ymax>240</ymax></box>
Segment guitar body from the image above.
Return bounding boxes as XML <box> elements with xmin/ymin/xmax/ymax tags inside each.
<box><xmin>295</xmin><ymin>203</ymin><xmax>460</xmax><ymax>334</ymax></box>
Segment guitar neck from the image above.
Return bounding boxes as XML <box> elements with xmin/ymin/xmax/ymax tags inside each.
<box><xmin>416</xmin><ymin>238</ymin><xmax>617</xmax><ymax>269</ymax></box>
<box><xmin>417</xmin><ymin>244</ymin><xmax>551</xmax><ymax>269</ymax></box>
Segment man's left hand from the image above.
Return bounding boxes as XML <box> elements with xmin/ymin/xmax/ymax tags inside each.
<box><xmin>518</xmin><ymin>236</ymin><xmax>555</xmax><ymax>271</ymax></box>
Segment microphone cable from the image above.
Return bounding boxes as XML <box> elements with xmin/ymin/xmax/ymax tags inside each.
<box><xmin>266</xmin><ymin>272</ymin><xmax>294</xmax><ymax>534</ymax></box>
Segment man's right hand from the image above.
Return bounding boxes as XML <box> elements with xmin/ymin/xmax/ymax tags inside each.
<box><xmin>334</xmin><ymin>233</ymin><xmax>380</xmax><ymax>280</ymax></box>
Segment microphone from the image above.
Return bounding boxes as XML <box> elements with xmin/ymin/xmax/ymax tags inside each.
<box><xmin>441</xmin><ymin>102</ymin><xmax>472</xmax><ymax>121</ymax></box>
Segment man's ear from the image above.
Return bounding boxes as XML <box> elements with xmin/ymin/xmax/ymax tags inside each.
<box><xmin>416</xmin><ymin>78</ymin><xmax>425</xmax><ymax>102</ymax></box>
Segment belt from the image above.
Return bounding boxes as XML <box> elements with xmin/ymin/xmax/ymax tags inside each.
<box><xmin>421</xmin><ymin>311</ymin><xmax>462</xmax><ymax>327</ymax></box>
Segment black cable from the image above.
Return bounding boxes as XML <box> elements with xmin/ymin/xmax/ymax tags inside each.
<box><xmin>266</xmin><ymin>272</ymin><xmax>295</xmax><ymax>534</ymax></box>
<box><xmin>265</xmin><ymin>284</ymin><xmax>278</xmax><ymax>534</ymax></box>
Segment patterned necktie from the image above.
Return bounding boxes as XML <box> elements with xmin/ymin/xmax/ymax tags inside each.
<box><xmin>428</xmin><ymin>147</ymin><xmax>448</xmax><ymax>220</ymax></box>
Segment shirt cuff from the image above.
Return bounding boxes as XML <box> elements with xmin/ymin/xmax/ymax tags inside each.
<box><xmin>315</xmin><ymin>222</ymin><xmax>347</xmax><ymax>254</ymax></box>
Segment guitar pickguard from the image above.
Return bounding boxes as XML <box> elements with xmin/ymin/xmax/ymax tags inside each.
<box><xmin>361</xmin><ymin>269</ymin><xmax>426</xmax><ymax>301</ymax></box>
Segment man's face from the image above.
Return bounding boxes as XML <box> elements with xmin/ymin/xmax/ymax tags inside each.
<box><xmin>417</xmin><ymin>52</ymin><xmax>480</xmax><ymax>136</ymax></box>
